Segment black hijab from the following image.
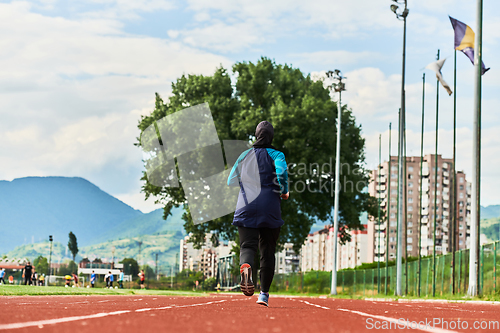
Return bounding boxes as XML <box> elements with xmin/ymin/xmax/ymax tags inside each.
<box><xmin>252</xmin><ymin>121</ymin><xmax>276</xmax><ymax>149</ymax></box>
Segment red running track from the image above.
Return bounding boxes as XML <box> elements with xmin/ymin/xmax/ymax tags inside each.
<box><xmin>0</xmin><ymin>294</ymin><xmax>499</xmax><ymax>333</ymax></box>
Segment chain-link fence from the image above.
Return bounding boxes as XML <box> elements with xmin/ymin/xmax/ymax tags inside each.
<box><xmin>270</xmin><ymin>241</ymin><xmax>499</xmax><ymax>297</ymax></box>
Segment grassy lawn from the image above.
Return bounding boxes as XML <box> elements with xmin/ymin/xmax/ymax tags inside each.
<box><xmin>0</xmin><ymin>285</ymin><xmax>205</xmax><ymax>297</ymax></box>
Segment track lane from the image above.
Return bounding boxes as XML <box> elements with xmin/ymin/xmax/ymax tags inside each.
<box><xmin>1</xmin><ymin>295</ymin><xmax>499</xmax><ymax>333</ymax></box>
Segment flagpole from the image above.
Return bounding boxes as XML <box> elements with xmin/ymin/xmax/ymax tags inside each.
<box><xmin>468</xmin><ymin>0</ymin><xmax>483</xmax><ymax>297</ymax></box>
<box><xmin>418</xmin><ymin>73</ymin><xmax>425</xmax><ymax>297</ymax></box>
<box><xmin>386</xmin><ymin>123</ymin><xmax>392</xmax><ymax>295</ymax></box>
<box><xmin>395</xmin><ymin>107</ymin><xmax>401</xmax><ymax>296</ymax></box>
<box><xmin>404</xmin><ymin>114</ymin><xmax>408</xmax><ymax>295</ymax></box>
<box><xmin>378</xmin><ymin>134</ymin><xmax>382</xmax><ymax>294</ymax></box>
<box><xmin>451</xmin><ymin>49</ymin><xmax>457</xmax><ymax>295</ymax></box>
<box><xmin>432</xmin><ymin>49</ymin><xmax>440</xmax><ymax>297</ymax></box>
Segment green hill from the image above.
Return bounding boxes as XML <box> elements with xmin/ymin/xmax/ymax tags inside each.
<box><xmin>6</xmin><ymin>231</ymin><xmax>183</xmax><ymax>273</ymax></box>
<box><xmin>481</xmin><ymin>217</ymin><xmax>500</xmax><ymax>242</ymax></box>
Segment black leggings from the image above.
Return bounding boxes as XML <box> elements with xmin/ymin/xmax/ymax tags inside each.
<box><xmin>238</xmin><ymin>226</ymin><xmax>280</xmax><ymax>293</ymax></box>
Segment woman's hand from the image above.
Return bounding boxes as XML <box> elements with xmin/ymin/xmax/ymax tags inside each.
<box><xmin>281</xmin><ymin>192</ymin><xmax>289</xmax><ymax>200</ymax></box>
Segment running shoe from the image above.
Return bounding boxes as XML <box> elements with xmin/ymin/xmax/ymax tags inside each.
<box><xmin>256</xmin><ymin>292</ymin><xmax>269</xmax><ymax>307</ymax></box>
<box><xmin>240</xmin><ymin>263</ymin><xmax>254</xmax><ymax>296</ymax></box>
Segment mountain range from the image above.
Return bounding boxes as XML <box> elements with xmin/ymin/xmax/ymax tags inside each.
<box><xmin>0</xmin><ymin>177</ymin><xmax>185</xmax><ymax>265</ymax></box>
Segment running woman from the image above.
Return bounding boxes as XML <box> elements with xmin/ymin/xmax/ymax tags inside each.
<box><xmin>228</xmin><ymin>121</ymin><xmax>289</xmax><ymax>307</ymax></box>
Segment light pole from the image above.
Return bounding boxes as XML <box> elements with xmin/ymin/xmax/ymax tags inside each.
<box><xmin>48</xmin><ymin>235</ymin><xmax>53</xmax><ymax>285</ymax></box>
<box><xmin>468</xmin><ymin>0</ymin><xmax>483</xmax><ymax>297</ymax></box>
<box><xmin>327</xmin><ymin>69</ymin><xmax>346</xmax><ymax>295</ymax></box>
<box><xmin>111</xmin><ymin>246</ymin><xmax>116</xmax><ymax>269</ymax></box>
<box><xmin>390</xmin><ymin>0</ymin><xmax>409</xmax><ymax>296</ymax></box>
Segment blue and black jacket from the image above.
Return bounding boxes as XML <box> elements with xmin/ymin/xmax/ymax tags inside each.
<box><xmin>228</xmin><ymin>147</ymin><xmax>288</xmax><ymax>229</ymax></box>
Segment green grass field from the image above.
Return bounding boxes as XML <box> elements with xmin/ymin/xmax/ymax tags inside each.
<box><xmin>0</xmin><ymin>285</ymin><xmax>205</xmax><ymax>297</ymax></box>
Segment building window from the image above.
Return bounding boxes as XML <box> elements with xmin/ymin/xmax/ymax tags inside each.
<box><xmin>459</xmin><ymin>224</ymin><xmax>463</xmax><ymax>229</ymax></box>
<box><xmin>408</xmin><ymin>206</ymin><xmax>413</xmax><ymax>211</ymax></box>
<box><xmin>459</xmin><ymin>193</ymin><xmax>464</xmax><ymax>198</ymax></box>
<box><xmin>392</xmin><ymin>166</ymin><xmax>398</xmax><ymax>171</ymax></box>
<box><xmin>460</xmin><ymin>177</ymin><xmax>464</xmax><ymax>183</ymax></box>
<box><xmin>408</xmin><ymin>174</ymin><xmax>414</xmax><ymax>179</ymax></box>
<box><xmin>459</xmin><ymin>216</ymin><xmax>464</xmax><ymax>221</ymax></box>
<box><xmin>408</xmin><ymin>221</ymin><xmax>413</xmax><ymax>227</ymax></box>
<box><xmin>390</xmin><ymin>237</ymin><xmax>395</xmax><ymax>242</ymax></box>
<box><xmin>459</xmin><ymin>201</ymin><xmax>464</xmax><ymax>207</ymax></box>
<box><xmin>459</xmin><ymin>233</ymin><xmax>463</xmax><ymax>237</ymax></box>
<box><xmin>391</xmin><ymin>213</ymin><xmax>396</xmax><ymax>218</ymax></box>
<box><xmin>408</xmin><ymin>229</ymin><xmax>413</xmax><ymax>235</ymax></box>
<box><xmin>407</xmin><ymin>237</ymin><xmax>413</xmax><ymax>243</ymax></box>
<box><xmin>407</xmin><ymin>245</ymin><xmax>413</xmax><ymax>251</ymax></box>
<box><xmin>408</xmin><ymin>214</ymin><xmax>413</xmax><ymax>220</ymax></box>
<box><xmin>409</xmin><ymin>166</ymin><xmax>414</xmax><ymax>172</ymax></box>
<box><xmin>408</xmin><ymin>197</ymin><xmax>413</xmax><ymax>203</ymax></box>
<box><xmin>460</xmin><ymin>185</ymin><xmax>464</xmax><ymax>190</ymax></box>
<box><xmin>391</xmin><ymin>189</ymin><xmax>397</xmax><ymax>195</ymax></box>
<box><xmin>408</xmin><ymin>182</ymin><xmax>413</xmax><ymax>188</ymax></box>
<box><xmin>408</xmin><ymin>190</ymin><xmax>413</xmax><ymax>195</ymax></box>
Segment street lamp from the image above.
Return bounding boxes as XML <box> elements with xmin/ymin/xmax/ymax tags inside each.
<box><xmin>111</xmin><ymin>246</ymin><xmax>116</xmax><ymax>269</ymax></box>
<box><xmin>48</xmin><ymin>235</ymin><xmax>53</xmax><ymax>286</ymax></box>
<box><xmin>390</xmin><ymin>0</ymin><xmax>409</xmax><ymax>297</ymax></box>
<box><xmin>326</xmin><ymin>69</ymin><xmax>346</xmax><ymax>295</ymax></box>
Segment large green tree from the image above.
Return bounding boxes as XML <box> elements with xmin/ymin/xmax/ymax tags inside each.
<box><xmin>137</xmin><ymin>57</ymin><xmax>377</xmax><ymax>251</ymax></box>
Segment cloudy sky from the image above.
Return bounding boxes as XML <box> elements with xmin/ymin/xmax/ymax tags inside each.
<box><xmin>1</xmin><ymin>0</ymin><xmax>499</xmax><ymax>213</ymax></box>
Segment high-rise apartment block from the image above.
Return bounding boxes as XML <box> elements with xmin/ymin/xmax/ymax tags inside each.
<box><xmin>301</xmin><ymin>226</ymin><xmax>369</xmax><ymax>271</ymax></box>
<box><xmin>367</xmin><ymin>154</ymin><xmax>471</xmax><ymax>262</ymax></box>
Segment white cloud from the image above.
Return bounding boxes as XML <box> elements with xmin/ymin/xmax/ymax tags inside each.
<box><xmin>0</xmin><ymin>1</ymin><xmax>232</xmax><ymax>209</ymax></box>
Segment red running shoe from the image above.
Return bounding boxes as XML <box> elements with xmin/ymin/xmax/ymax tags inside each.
<box><xmin>240</xmin><ymin>263</ymin><xmax>254</xmax><ymax>296</ymax></box>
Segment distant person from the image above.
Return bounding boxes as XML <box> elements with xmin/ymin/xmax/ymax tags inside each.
<box><xmin>118</xmin><ymin>269</ymin><xmax>124</xmax><ymax>289</ymax></box>
<box><xmin>108</xmin><ymin>271</ymin><xmax>114</xmax><ymax>288</ymax></box>
<box><xmin>104</xmin><ymin>272</ymin><xmax>109</xmax><ymax>288</ymax></box>
<box><xmin>65</xmin><ymin>275</ymin><xmax>72</xmax><ymax>287</ymax></box>
<box><xmin>8</xmin><ymin>275</ymin><xmax>14</xmax><ymax>284</ymax></box>
<box><xmin>72</xmin><ymin>273</ymin><xmax>79</xmax><ymax>287</ymax></box>
<box><xmin>23</xmin><ymin>262</ymin><xmax>33</xmax><ymax>285</ymax></box>
<box><xmin>90</xmin><ymin>271</ymin><xmax>96</xmax><ymax>288</ymax></box>
<box><xmin>138</xmin><ymin>270</ymin><xmax>145</xmax><ymax>289</ymax></box>
<box><xmin>0</xmin><ymin>269</ymin><xmax>5</xmax><ymax>284</ymax></box>
<box><xmin>32</xmin><ymin>270</ymin><xmax>38</xmax><ymax>286</ymax></box>
<box><xmin>39</xmin><ymin>274</ymin><xmax>45</xmax><ymax>286</ymax></box>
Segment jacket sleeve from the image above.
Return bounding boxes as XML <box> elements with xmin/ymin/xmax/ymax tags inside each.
<box><xmin>227</xmin><ymin>149</ymin><xmax>252</xmax><ymax>186</ymax></box>
<box><xmin>267</xmin><ymin>149</ymin><xmax>288</xmax><ymax>194</ymax></box>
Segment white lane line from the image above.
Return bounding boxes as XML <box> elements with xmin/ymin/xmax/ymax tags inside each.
<box><xmin>0</xmin><ymin>311</ymin><xmax>131</xmax><ymax>331</ymax></box>
<box><xmin>337</xmin><ymin>308</ymin><xmax>458</xmax><ymax>333</ymax></box>
<box><xmin>298</xmin><ymin>300</ymin><xmax>330</xmax><ymax>310</ymax></box>
<box><xmin>0</xmin><ymin>300</ymin><xmax>226</xmax><ymax>331</ymax></box>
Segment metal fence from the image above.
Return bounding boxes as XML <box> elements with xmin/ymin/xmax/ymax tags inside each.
<box><xmin>270</xmin><ymin>241</ymin><xmax>499</xmax><ymax>297</ymax></box>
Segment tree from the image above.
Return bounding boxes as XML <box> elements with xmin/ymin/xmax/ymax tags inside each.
<box><xmin>58</xmin><ymin>261</ymin><xmax>78</xmax><ymax>276</ymax></box>
<box><xmin>33</xmin><ymin>255</ymin><xmax>48</xmax><ymax>275</ymax></box>
<box><xmin>120</xmin><ymin>258</ymin><xmax>139</xmax><ymax>277</ymax></box>
<box><xmin>137</xmin><ymin>57</ymin><xmax>378</xmax><ymax>251</ymax></box>
<box><xmin>68</xmin><ymin>232</ymin><xmax>78</xmax><ymax>262</ymax></box>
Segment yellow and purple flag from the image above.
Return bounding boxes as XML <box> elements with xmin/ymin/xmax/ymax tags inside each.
<box><xmin>449</xmin><ymin>16</ymin><xmax>489</xmax><ymax>75</ymax></box>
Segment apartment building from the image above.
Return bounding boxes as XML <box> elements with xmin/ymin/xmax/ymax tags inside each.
<box><xmin>275</xmin><ymin>243</ymin><xmax>301</xmax><ymax>274</ymax></box>
<box><xmin>301</xmin><ymin>225</ymin><xmax>369</xmax><ymax>271</ymax></box>
<box><xmin>179</xmin><ymin>233</ymin><xmax>235</xmax><ymax>278</ymax></box>
<box><xmin>368</xmin><ymin>154</ymin><xmax>471</xmax><ymax>262</ymax></box>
